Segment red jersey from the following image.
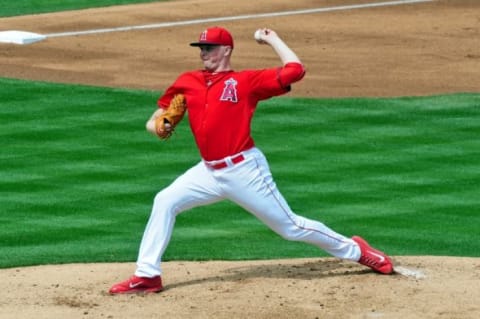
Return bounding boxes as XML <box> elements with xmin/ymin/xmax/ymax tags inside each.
<box><xmin>158</xmin><ymin>62</ymin><xmax>305</xmax><ymax>161</ymax></box>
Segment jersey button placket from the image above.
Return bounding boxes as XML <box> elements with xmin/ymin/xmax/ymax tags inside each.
<box><xmin>201</xmin><ymin>89</ymin><xmax>210</xmax><ymax>157</ymax></box>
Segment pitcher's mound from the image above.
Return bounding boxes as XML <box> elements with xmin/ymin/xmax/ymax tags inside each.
<box><xmin>1</xmin><ymin>256</ymin><xmax>479</xmax><ymax>319</ymax></box>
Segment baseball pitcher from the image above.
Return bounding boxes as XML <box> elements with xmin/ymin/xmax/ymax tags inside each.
<box><xmin>109</xmin><ymin>26</ymin><xmax>393</xmax><ymax>294</ymax></box>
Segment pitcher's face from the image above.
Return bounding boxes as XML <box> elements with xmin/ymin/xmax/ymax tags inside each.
<box><xmin>199</xmin><ymin>45</ymin><xmax>232</xmax><ymax>72</ymax></box>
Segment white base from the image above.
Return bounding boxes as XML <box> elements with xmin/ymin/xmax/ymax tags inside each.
<box><xmin>0</xmin><ymin>30</ymin><xmax>46</xmax><ymax>45</ymax></box>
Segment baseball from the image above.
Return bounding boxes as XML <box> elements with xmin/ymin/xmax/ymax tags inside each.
<box><xmin>254</xmin><ymin>29</ymin><xmax>263</xmax><ymax>43</ymax></box>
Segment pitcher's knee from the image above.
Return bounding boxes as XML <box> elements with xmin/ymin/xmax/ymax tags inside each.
<box><xmin>153</xmin><ymin>191</ymin><xmax>179</xmax><ymax>215</ymax></box>
<box><xmin>273</xmin><ymin>215</ymin><xmax>312</xmax><ymax>242</ymax></box>
<box><xmin>277</xmin><ymin>225</ymin><xmax>306</xmax><ymax>242</ymax></box>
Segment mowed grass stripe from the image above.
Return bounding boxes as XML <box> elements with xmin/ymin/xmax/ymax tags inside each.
<box><xmin>1</xmin><ymin>78</ymin><xmax>479</xmax><ymax>267</ymax></box>
<box><xmin>0</xmin><ymin>79</ymin><xmax>191</xmax><ymax>265</ymax></box>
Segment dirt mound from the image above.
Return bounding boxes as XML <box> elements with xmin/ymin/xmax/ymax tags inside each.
<box><xmin>1</xmin><ymin>257</ymin><xmax>479</xmax><ymax>319</ymax></box>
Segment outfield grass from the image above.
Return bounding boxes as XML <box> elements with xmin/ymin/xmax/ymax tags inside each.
<box><xmin>1</xmin><ymin>77</ymin><xmax>479</xmax><ymax>268</ymax></box>
<box><xmin>0</xmin><ymin>0</ymin><xmax>166</xmax><ymax>18</ymax></box>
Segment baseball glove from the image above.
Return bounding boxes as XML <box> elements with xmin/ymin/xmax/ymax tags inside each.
<box><xmin>155</xmin><ymin>94</ymin><xmax>187</xmax><ymax>139</ymax></box>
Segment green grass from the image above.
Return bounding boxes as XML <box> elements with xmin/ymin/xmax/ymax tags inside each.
<box><xmin>1</xmin><ymin>77</ymin><xmax>479</xmax><ymax>268</ymax></box>
<box><xmin>0</xmin><ymin>0</ymin><xmax>167</xmax><ymax>18</ymax></box>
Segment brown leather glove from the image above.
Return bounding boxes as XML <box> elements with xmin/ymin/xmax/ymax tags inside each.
<box><xmin>155</xmin><ymin>94</ymin><xmax>187</xmax><ymax>139</ymax></box>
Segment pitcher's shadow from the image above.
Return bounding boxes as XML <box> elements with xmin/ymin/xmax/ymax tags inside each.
<box><xmin>165</xmin><ymin>258</ymin><xmax>371</xmax><ymax>291</ymax></box>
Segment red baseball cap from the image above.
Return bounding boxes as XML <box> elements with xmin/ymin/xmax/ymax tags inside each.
<box><xmin>190</xmin><ymin>26</ymin><xmax>234</xmax><ymax>48</ymax></box>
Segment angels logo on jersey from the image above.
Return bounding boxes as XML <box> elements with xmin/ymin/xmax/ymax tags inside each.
<box><xmin>220</xmin><ymin>78</ymin><xmax>238</xmax><ymax>103</ymax></box>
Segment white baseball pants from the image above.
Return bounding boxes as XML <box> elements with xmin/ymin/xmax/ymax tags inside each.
<box><xmin>135</xmin><ymin>147</ymin><xmax>360</xmax><ymax>277</ymax></box>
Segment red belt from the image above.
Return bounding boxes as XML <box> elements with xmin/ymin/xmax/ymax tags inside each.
<box><xmin>205</xmin><ymin>154</ymin><xmax>245</xmax><ymax>170</ymax></box>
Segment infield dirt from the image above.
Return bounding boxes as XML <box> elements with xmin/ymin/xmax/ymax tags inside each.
<box><xmin>0</xmin><ymin>0</ymin><xmax>479</xmax><ymax>318</ymax></box>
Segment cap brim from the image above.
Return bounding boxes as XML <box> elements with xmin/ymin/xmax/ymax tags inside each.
<box><xmin>189</xmin><ymin>42</ymin><xmax>220</xmax><ymax>47</ymax></box>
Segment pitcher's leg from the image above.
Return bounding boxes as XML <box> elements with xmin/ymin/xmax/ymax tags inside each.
<box><xmin>135</xmin><ymin>162</ymin><xmax>223</xmax><ymax>277</ymax></box>
<box><xmin>224</xmin><ymin>149</ymin><xmax>360</xmax><ymax>261</ymax></box>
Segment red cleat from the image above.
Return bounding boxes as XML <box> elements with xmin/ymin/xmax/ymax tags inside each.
<box><xmin>352</xmin><ymin>236</ymin><xmax>394</xmax><ymax>274</ymax></box>
<box><xmin>109</xmin><ymin>275</ymin><xmax>163</xmax><ymax>294</ymax></box>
